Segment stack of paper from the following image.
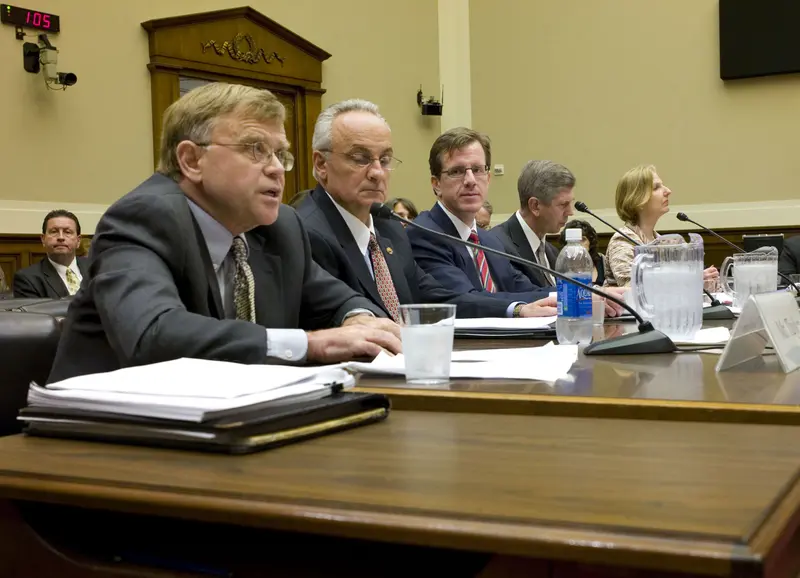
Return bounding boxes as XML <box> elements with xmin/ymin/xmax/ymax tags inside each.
<box><xmin>453</xmin><ymin>316</ymin><xmax>557</xmax><ymax>338</ymax></box>
<box><xmin>345</xmin><ymin>343</ymin><xmax>578</xmax><ymax>382</ymax></box>
<box><xmin>27</xmin><ymin>358</ymin><xmax>355</xmax><ymax>422</ymax></box>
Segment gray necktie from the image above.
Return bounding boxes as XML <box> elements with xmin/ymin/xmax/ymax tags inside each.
<box><xmin>231</xmin><ymin>237</ymin><xmax>256</xmax><ymax>323</ymax></box>
<box><xmin>537</xmin><ymin>243</ymin><xmax>555</xmax><ymax>286</ymax></box>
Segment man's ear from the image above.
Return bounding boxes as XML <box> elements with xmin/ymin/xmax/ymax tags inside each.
<box><xmin>528</xmin><ymin>197</ymin><xmax>541</xmax><ymax>216</ymax></box>
<box><xmin>312</xmin><ymin>151</ymin><xmax>328</xmax><ymax>183</ymax></box>
<box><xmin>40</xmin><ymin>234</ymin><xmax>46</xmax><ymax>248</ymax></box>
<box><xmin>430</xmin><ymin>176</ymin><xmax>441</xmax><ymax>198</ymax></box>
<box><xmin>176</xmin><ymin>141</ymin><xmax>204</xmax><ymax>184</ymax></box>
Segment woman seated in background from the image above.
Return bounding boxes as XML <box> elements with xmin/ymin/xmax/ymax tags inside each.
<box><xmin>386</xmin><ymin>197</ymin><xmax>419</xmax><ymax>226</ymax></box>
<box><xmin>604</xmin><ymin>164</ymin><xmax>719</xmax><ymax>289</ymax></box>
<box><xmin>560</xmin><ymin>219</ymin><xmax>605</xmax><ymax>285</ymax></box>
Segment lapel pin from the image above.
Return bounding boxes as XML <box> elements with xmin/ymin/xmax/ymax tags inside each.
<box><xmin>386</xmin><ymin>247</ymin><xmax>393</xmax><ymax>255</ymax></box>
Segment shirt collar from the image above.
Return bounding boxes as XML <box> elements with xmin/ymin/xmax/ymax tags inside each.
<box><xmin>515</xmin><ymin>210</ymin><xmax>544</xmax><ymax>253</ymax></box>
<box><xmin>437</xmin><ymin>200</ymin><xmax>476</xmax><ymax>241</ymax></box>
<box><xmin>326</xmin><ymin>190</ymin><xmax>376</xmax><ymax>256</ymax></box>
<box><xmin>186</xmin><ymin>198</ymin><xmax>247</xmax><ymax>272</ymax></box>
<box><xmin>47</xmin><ymin>257</ymin><xmax>77</xmax><ymax>275</ymax></box>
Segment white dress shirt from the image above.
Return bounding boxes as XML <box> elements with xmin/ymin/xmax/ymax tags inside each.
<box><xmin>187</xmin><ymin>199</ymin><xmax>306</xmax><ymax>362</ymax></box>
<box><xmin>48</xmin><ymin>257</ymin><xmax>82</xmax><ymax>293</ymax></box>
<box><xmin>327</xmin><ymin>191</ymin><xmax>377</xmax><ymax>278</ymax></box>
<box><xmin>514</xmin><ymin>211</ymin><xmax>552</xmax><ymax>270</ymax></box>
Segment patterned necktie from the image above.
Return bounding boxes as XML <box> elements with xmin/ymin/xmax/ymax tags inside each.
<box><xmin>231</xmin><ymin>237</ymin><xmax>256</xmax><ymax>323</ymax></box>
<box><xmin>467</xmin><ymin>231</ymin><xmax>495</xmax><ymax>293</ymax></box>
<box><xmin>537</xmin><ymin>242</ymin><xmax>555</xmax><ymax>286</ymax></box>
<box><xmin>367</xmin><ymin>233</ymin><xmax>401</xmax><ymax>322</ymax></box>
<box><xmin>65</xmin><ymin>268</ymin><xmax>80</xmax><ymax>295</ymax></box>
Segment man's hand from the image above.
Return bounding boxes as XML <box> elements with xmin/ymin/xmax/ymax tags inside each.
<box><xmin>307</xmin><ymin>324</ymin><xmax>402</xmax><ymax>364</ymax></box>
<box><xmin>519</xmin><ymin>295</ymin><xmax>557</xmax><ymax>317</ymax></box>
<box><xmin>341</xmin><ymin>314</ymin><xmax>402</xmax><ymax>340</ymax></box>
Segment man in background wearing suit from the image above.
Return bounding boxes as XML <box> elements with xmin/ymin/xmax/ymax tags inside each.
<box><xmin>13</xmin><ymin>209</ymin><xmax>88</xmax><ymax>299</ymax></box>
<box><xmin>779</xmin><ymin>235</ymin><xmax>800</xmax><ymax>278</ymax></box>
<box><xmin>490</xmin><ymin>160</ymin><xmax>574</xmax><ymax>288</ymax></box>
<box><xmin>296</xmin><ymin>100</ymin><xmax>556</xmax><ymax>320</ymax></box>
<box><xmin>408</xmin><ymin>128</ymin><xmax>554</xmax><ymax>304</ymax></box>
<box><xmin>49</xmin><ymin>82</ymin><xmax>400</xmax><ymax>383</ymax></box>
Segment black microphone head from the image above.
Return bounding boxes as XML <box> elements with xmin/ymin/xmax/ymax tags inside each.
<box><xmin>676</xmin><ymin>212</ymin><xmax>689</xmax><ymax>222</ymax></box>
<box><xmin>370</xmin><ymin>202</ymin><xmax>395</xmax><ymax>220</ymax></box>
<box><xmin>574</xmin><ymin>201</ymin><xmax>589</xmax><ymax>213</ymax></box>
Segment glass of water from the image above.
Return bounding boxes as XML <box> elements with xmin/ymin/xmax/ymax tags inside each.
<box><xmin>399</xmin><ymin>304</ymin><xmax>456</xmax><ymax>385</ymax></box>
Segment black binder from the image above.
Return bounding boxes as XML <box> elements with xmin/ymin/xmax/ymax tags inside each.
<box><xmin>19</xmin><ymin>391</ymin><xmax>390</xmax><ymax>454</ymax></box>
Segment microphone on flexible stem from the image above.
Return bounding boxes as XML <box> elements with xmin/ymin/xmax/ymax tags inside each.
<box><xmin>576</xmin><ymin>202</ymin><xmax>735</xmax><ymax>320</ymax></box>
<box><xmin>370</xmin><ymin>203</ymin><xmax>675</xmax><ymax>355</ymax></box>
<box><xmin>676</xmin><ymin>212</ymin><xmax>800</xmax><ymax>296</ymax></box>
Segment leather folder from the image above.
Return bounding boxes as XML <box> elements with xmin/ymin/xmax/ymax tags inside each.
<box><xmin>19</xmin><ymin>392</ymin><xmax>390</xmax><ymax>454</ymax></box>
<box><xmin>454</xmin><ymin>326</ymin><xmax>556</xmax><ymax>339</ymax></box>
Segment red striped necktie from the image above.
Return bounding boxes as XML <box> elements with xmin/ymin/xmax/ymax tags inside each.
<box><xmin>467</xmin><ymin>231</ymin><xmax>495</xmax><ymax>293</ymax></box>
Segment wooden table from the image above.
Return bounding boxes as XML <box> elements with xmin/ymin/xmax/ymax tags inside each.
<box><xmin>356</xmin><ymin>321</ymin><xmax>800</xmax><ymax>425</ymax></box>
<box><xmin>1</xmin><ymin>411</ymin><xmax>800</xmax><ymax>577</ymax></box>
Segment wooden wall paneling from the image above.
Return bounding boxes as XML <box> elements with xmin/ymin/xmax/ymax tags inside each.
<box><xmin>142</xmin><ymin>7</ymin><xmax>332</xmax><ymax>204</ymax></box>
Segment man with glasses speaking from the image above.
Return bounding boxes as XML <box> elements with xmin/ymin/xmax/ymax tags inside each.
<box><xmin>48</xmin><ymin>82</ymin><xmax>401</xmax><ymax>383</ymax></box>
<box><xmin>408</xmin><ymin>128</ymin><xmax>554</xmax><ymax>306</ymax></box>
<box><xmin>13</xmin><ymin>209</ymin><xmax>88</xmax><ymax>298</ymax></box>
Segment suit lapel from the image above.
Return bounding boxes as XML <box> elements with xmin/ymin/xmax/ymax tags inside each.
<box><xmin>40</xmin><ymin>259</ymin><xmax>69</xmax><ymax>298</ymax></box>
<box><xmin>189</xmin><ymin>215</ymin><xmax>224</xmax><ymax>320</ymax></box>
<box><xmin>430</xmin><ymin>203</ymin><xmax>482</xmax><ymax>288</ymax></box>
<box><xmin>247</xmin><ymin>233</ymin><xmax>284</xmax><ymax>328</ymax></box>
<box><xmin>311</xmin><ymin>187</ymin><xmax>386</xmax><ymax>309</ymax></box>
<box><xmin>375</xmin><ymin>227</ymin><xmax>410</xmax><ymax>306</ymax></box>
<box><xmin>76</xmin><ymin>257</ymin><xmax>89</xmax><ymax>277</ymax></box>
<box><xmin>507</xmin><ymin>217</ymin><xmax>537</xmax><ymax>262</ymax></box>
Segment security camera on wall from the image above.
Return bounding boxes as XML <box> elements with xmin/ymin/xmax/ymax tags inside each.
<box><xmin>22</xmin><ymin>33</ymin><xmax>77</xmax><ymax>88</ymax></box>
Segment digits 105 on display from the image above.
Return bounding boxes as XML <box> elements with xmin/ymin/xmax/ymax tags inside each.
<box><xmin>0</xmin><ymin>4</ymin><xmax>60</xmax><ymax>33</ymax></box>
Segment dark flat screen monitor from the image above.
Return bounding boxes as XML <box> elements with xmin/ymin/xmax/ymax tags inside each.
<box><xmin>742</xmin><ymin>233</ymin><xmax>784</xmax><ymax>254</ymax></box>
<box><xmin>719</xmin><ymin>0</ymin><xmax>800</xmax><ymax>80</ymax></box>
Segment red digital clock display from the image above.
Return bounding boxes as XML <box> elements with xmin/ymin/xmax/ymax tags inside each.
<box><xmin>0</xmin><ymin>4</ymin><xmax>60</xmax><ymax>33</ymax></box>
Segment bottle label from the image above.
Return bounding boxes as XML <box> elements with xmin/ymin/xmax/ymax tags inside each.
<box><xmin>557</xmin><ymin>275</ymin><xmax>592</xmax><ymax>319</ymax></box>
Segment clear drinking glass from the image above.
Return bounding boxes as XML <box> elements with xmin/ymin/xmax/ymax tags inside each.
<box><xmin>399</xmin><ymin>304</ymin><xmax>456</xmax><ymax>385</ymax></box>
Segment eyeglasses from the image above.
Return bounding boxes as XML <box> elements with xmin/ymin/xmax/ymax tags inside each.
<box><xmin>440</xmin><ymin>165</ymin><xmax>490</xmax><ymax>180</ymax></box>
<box><xmin>195</xmin><ymin>141</ymin><xmax>295</xmax><ymax>171</ymax></box>
<box><xmin>322</xmin><ymin>150</ymin><xmax>402</xmax><ymax>171</ymax></box>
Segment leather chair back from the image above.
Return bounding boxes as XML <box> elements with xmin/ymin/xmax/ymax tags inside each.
<box><xmin>0</xmin><ymin>312</ymin><xmax>61</xmax><ymax>436</ymax></box>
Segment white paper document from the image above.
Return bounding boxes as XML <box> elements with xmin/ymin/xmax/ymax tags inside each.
<box><xmin>673</xmin><ymin>327</ymin><xmax>731</xmax><ymax>346</ymax></box>
<box><xmin>454</xmin><ymin>316</ymin><xmax>556</xmax><ymax>330</ymax></box>
<box><xmin>29</xmin><ymin>358</ymin><xmax>355</xmax><ymax>422</ymax></box>
<box><xmin>345</xmin><ymin>343</ymin><xmax>578</xmax><ymax>382</ymax></box>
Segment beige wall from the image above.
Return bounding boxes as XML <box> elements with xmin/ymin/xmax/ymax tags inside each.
<box><xmin>0</xmin><ymin>0</ymin><xmax>439</xmax><ymax>232</ymax></box>
<box><xmin>470</xmin><ymin>0</ymin><xmax>800</xmax><ymax>225</ymax></box>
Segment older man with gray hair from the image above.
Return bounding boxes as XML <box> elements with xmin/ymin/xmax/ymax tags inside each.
<box><xmin>491</xmin><ymin>160</ymin><xmax>576</xmax><ymax>288</ymax></box>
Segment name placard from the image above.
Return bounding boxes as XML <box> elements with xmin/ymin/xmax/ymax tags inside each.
<box><xmin>716</xmin><ymin>292</ymin><xmax>800</xmax><ymax>373</ymax></box>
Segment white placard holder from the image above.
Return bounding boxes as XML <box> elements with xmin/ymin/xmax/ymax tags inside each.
<box><xmin>716</xmin><ymin>292</ymin><xmax>800</xmax><ymax>373</ymax></box>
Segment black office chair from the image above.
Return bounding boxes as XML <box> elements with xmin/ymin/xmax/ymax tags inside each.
<box><xmin>0</xmin><ymin>312</ymin><xmax>61</xmax><ymax>436</ymax></box>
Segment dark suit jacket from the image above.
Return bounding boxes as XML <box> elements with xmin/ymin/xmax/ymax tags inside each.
<box><xmin>296</xmin><ymin>186</ymin><xmax>511</xmax><ymax>318</ymax></box>
<box><xmin>408</xmin><ymin>203</ymin><xmax>551</xmax><ymax>303</ymax></box>
<box><xmin>490</xmin><ymin>214</ymin><xmax>558</xmax><ymax>290</ymax></box>
<box><xmin>48</xmin><ymin>173</ymin><xmax>384</xmax><ymax>383</ymax></box>
<box><xmin>12</xmin><ymin>256</ymin><xmax>89</xmax><ymax>299</ymax></box>
<box><xmin>779</xmin><ymin>235</ymin><xmax>800</xmax><ymax>278</ymax></box>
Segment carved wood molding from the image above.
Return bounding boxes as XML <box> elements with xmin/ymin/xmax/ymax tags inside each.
<box><xmin>201</xmin><ymin>33</ymin><xmax>285</xmax><ymax>67</ymax></box>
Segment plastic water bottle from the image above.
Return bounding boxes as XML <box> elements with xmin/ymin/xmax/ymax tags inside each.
<box><xmin>555</xmin><ymin>228</ymin><xmax>593</xmax><ymax>345</ymax></box>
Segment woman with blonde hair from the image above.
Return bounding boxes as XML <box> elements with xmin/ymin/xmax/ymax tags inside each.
<box><xmin>604</xmin><ymin>165</ymin><xmax>718</xmax><ymax>289</ymax></box>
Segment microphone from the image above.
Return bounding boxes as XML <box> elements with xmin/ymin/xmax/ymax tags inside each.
<box><xmin>370</xmin><ymin>203</ymin><xmax>675</xmax><ymax>355</ymax></box>
<box><xmin>577</xmin><ymin>202</ymin><xmax>734</xmax><ymax>320</ymax></box>
<box><xmin>677</xmin><ymin>212</ymin><xmax>800</xmax><ymax>296</ymax></box>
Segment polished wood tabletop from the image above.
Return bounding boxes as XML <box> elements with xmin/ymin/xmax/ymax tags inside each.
<box><xmin>355</xmin><ymin>320</ymin><xmax>800</xmax><ymax>424</ymax></box>
<box><xmin>1</xmin><ymin>411</ymin><xmax>800</xmax><ymax>576</ymax></box>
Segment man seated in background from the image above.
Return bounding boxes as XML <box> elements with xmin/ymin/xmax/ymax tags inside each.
<box><xmin>408</xmin><ymin>127</ymin><xmax>555</xmax><ymax>304</ymax></box>
<box><xmin>779</xmin><ymin>235</ymin><xmax>800</xmax><ymax>279</ymax></box>
<box><xmin>48</xmin><ymin>82</ymin><xmax>400</xmax><ymax>383</ymax></box>
<box><xmin>13</xmin><ymin>209</ymin><xmax>88</xmax><ymax>299</ymax></box>
<box><xmin>476</xmin><ymin>199</ymin><xmax>493</xmax><ymax>230</ymax></box>
<box><xmin>297</xmin><ymin>99</ymin><xmax>556</xmax><ymax>320</ymax></box>
<box><xmin>491</xmin><ymin>160</ymin><xmax>573</xmax><ymax>288</ymax></box>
